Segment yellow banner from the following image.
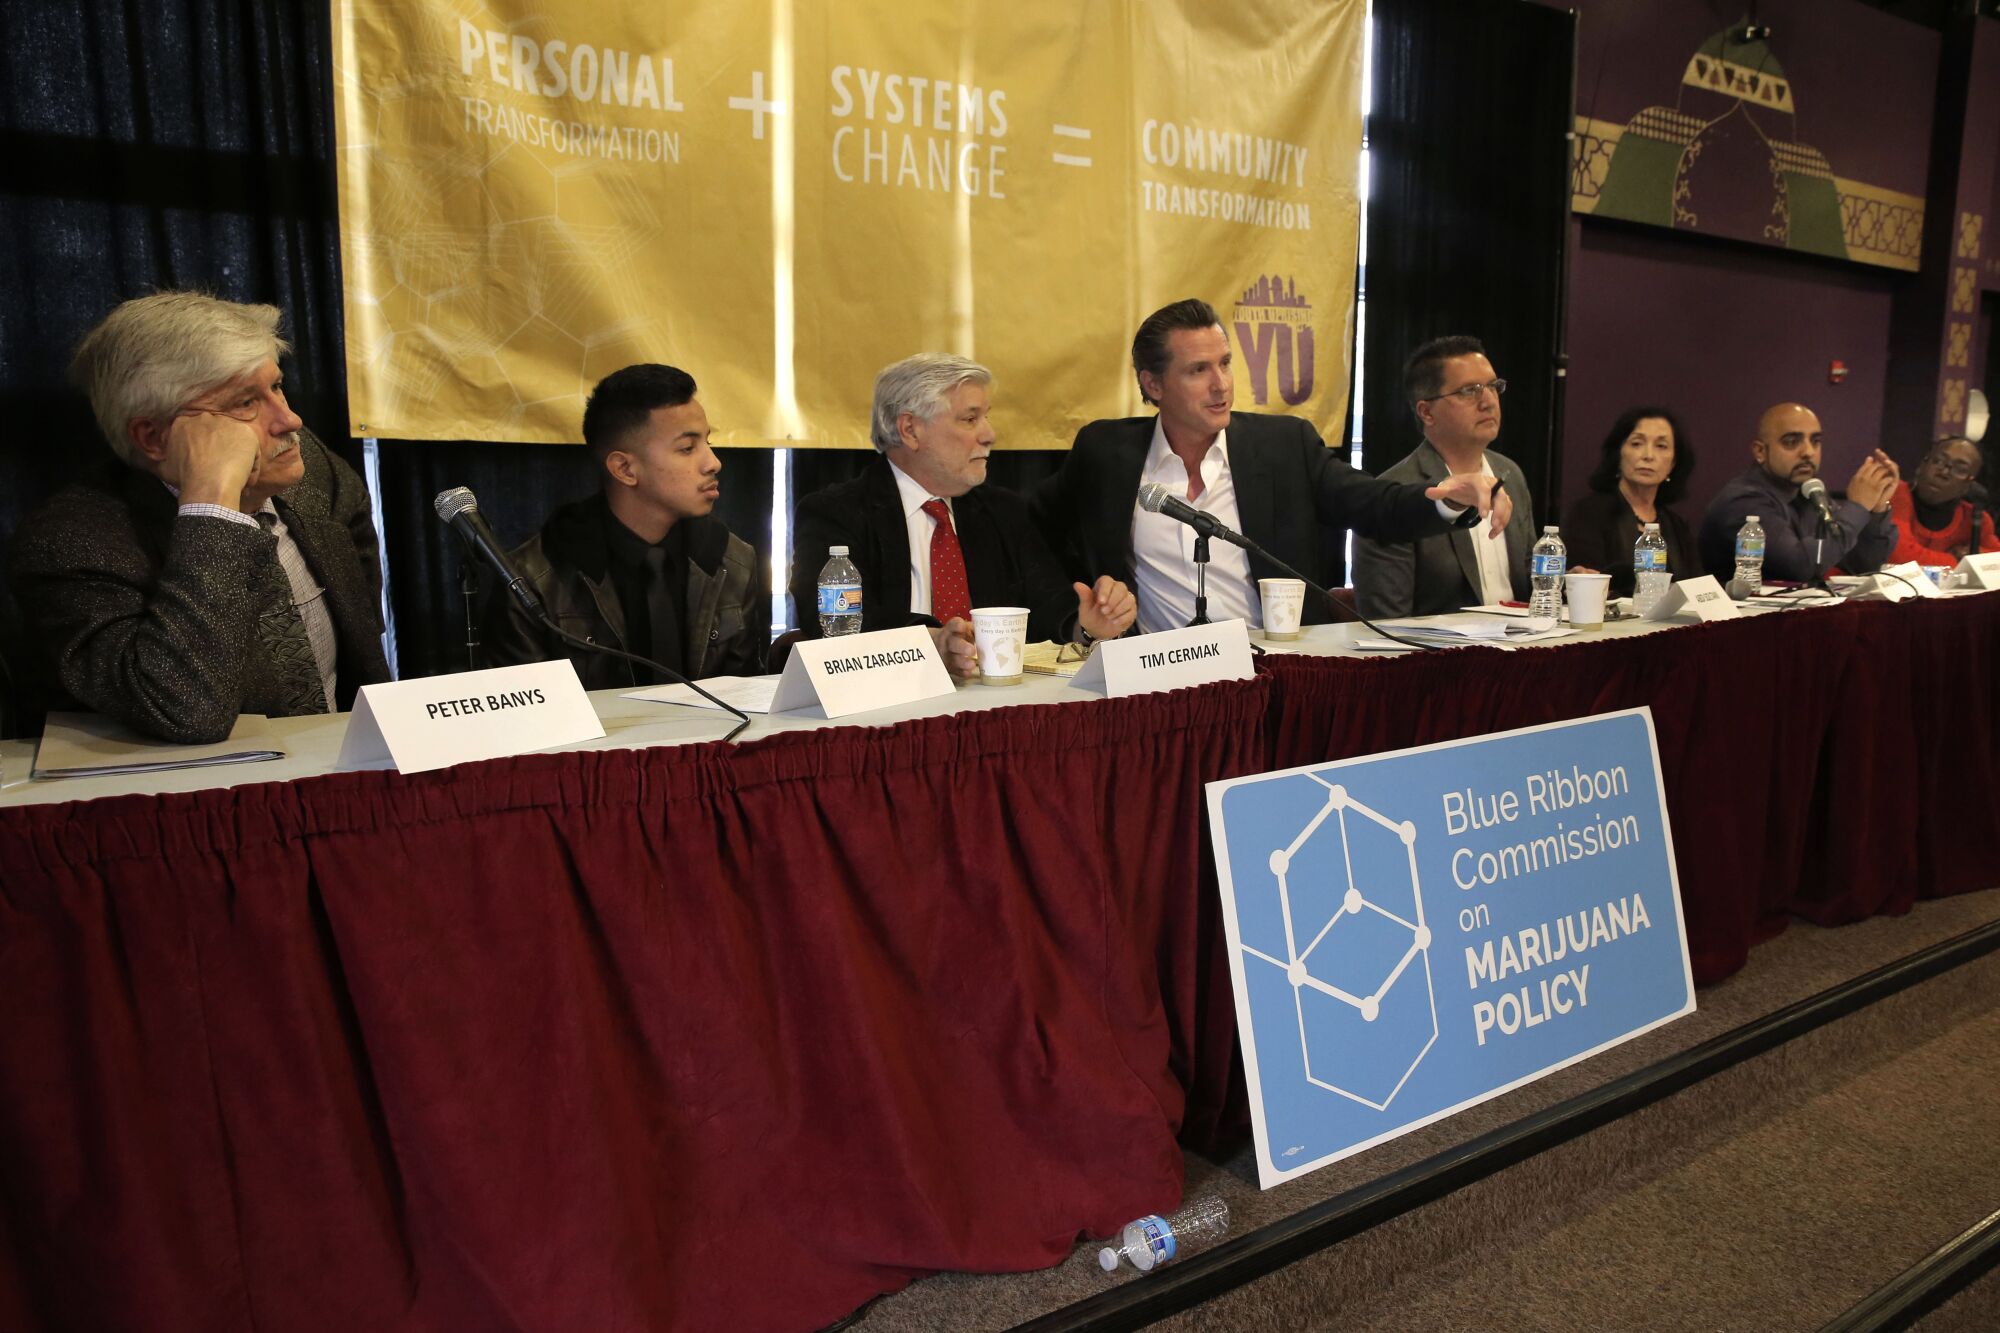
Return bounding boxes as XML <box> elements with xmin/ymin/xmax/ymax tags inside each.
<box><xmin>333</xmin><ymin>1</ymin><xmax>1363</xmax><ymax>447</ymax></box>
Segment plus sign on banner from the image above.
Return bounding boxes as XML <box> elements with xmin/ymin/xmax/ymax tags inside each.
<box><xmin>332</xmin><ymin>1</ymin><xmax>1363</xmax><ymax>447</ymax></box>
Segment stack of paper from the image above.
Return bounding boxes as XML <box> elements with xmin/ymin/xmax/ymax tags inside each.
<box><xmin>1354</xmin><ymin>619</ymin><xmax>1573</xmax><ymax>652</ymax></box>
<box><xmin>33</xmin><ymin>712</ymin><xmax>283</xmax><ymax>780</ymax></box>
<box><xmin>1023</xmin><ymin>641</ymin><xmax>1087</xmax><ymax>678</ymax></box>
<box><xmin>622</xmin><ymin>675</ymin><xmax>780</xmax><ymax>713</ymax></box>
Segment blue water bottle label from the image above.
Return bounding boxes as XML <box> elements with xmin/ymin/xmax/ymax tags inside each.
<box><xmin>1138</xmin><ymin>1215</ymin><xmax>1177</xmax><ymax>1265</ymax></box>
<box><xmin>817</xmin><ymin>583</ymin><xmax>862</xmax><ymax>616</ymax></box>
<box><xmin>1635</xmin><ymin>550</ymin><xmax>1665</xmax><ymax>573</ymax></box>
<box><xmin>1532</xmin><ymin>554</ymin><xmax>1565</xmax><ymax>577</ymax></box>
<box><xmin>1735</xmin><ymin>536</ymin><xmax>1764</xmax><ymax>559</ymax></box>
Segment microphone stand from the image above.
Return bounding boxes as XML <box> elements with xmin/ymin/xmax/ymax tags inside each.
<box><xmin>460</xmin><ymin>557</ymin><xmax>483</xmax><ymax>672</ymax></box>
<box><xmin>1188</xmin><ymin>533</ymin><xmax>1212</xmax><ymax>626</ymax></box>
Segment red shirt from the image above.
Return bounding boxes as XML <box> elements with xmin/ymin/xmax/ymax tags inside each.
<box><xmin>1887</xmin><ymin>482</ymin><xmax>1998</xmax><ymax>566</ymax></box>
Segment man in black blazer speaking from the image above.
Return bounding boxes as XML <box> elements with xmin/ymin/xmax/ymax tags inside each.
<box><xmin>1033</xmin><ymin>299</ymin><xmax>1510</xmax><ymax>634</ymax></box>
<box><xmin>790</xmin><ymin>353</ymin><xmax>1135</xmax><ymax>677</ymax></box>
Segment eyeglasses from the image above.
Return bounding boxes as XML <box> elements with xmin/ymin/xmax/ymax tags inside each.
<box><xmin>1422</xmin><ymin>378</ymin><xmax>1508</xmax><ymax>405</ymax></box>
<box><xmin>182</xmin><ymin>402</ymin><xmax>264</xmax><ymax>423</ymax></box>
<box><xmin>180</xmin><ymin>382</ymin><xmax>287</xmax><ymax>424</ymax></box>
<box><xmin>1055</xmin><ymin>640</ymin><xmax>1097</xmax><ymax>666</ymax></box>
<box><xmin>1922</xmin><ymin>454</ymin><xmax>1979</xmax><ymax>481</ymax></box>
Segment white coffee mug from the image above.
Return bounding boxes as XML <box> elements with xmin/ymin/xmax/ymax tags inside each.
<box><xmin>969</xmin><ymin>606</ymin><xmax>1030</xmax><ymax>684</ymax></box>
<box><xmin>1258</xmin><ymin>578</ymin><xmax>1307</xmax><ymax>640</ymax></box>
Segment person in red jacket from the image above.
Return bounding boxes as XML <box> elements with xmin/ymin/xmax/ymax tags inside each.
<box><xmin>1888</xmin><ymin>435</ymin><xmax>1997</xmax><ymax>567</ymax></box>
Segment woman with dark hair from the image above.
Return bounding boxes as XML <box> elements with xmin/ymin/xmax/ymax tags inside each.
<box><xmin>1564</xmin><ymin>407</ymin><xmax>1698</xmax><ymax>596</ymax></box>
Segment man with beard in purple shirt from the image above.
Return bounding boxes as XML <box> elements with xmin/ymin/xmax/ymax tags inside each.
<box><xmin>1698</xmin><ymin>402</ymin><xmax>1900</xmax><ymax>583</ymax></box>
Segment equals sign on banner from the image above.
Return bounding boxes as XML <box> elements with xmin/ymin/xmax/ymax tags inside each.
<box><xmin>1052</xmin><ymin>123</ymin><xmax>1092</xmax><ymax>167</ymax></box>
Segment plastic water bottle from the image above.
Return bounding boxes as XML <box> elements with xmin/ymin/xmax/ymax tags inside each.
<box><xmin>817</xmin><ymin>545</ymin><xmax>863</xmax><ymax>637</ymax></box>
<box><xmin>1098</xmin><ymin>1195</ymin><xmax>1230</xmax><ymax>1274</ymax></box>
<box><xmin>1633</xmin><ymin>522</ymin><xmax>1670</xmax><ymax>617</ymax></box>
<box><xmin>1732</xmin><ymin>516</ymin><xmax>1766</xmax><ymax>599</ymax></box>
<box><xmin>1529</xmin><ymin>525</ymin><xmax>1566</xmax><ymax>620</ymax></box>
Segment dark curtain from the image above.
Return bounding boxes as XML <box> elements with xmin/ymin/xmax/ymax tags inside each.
<box><xmin>0</xmin><ymin>679</ymin><xmax>1271</xmax><ymax>1332</ymax></box>
<box><xmin>1362</xmin><ymin>0</ymin><xmax>1575</xmax><ymax>519</ymax></box>
<box><xmin>0</xmin><ymin>0</ymin><xmax>350</xmax><ymax>733</ymax></box>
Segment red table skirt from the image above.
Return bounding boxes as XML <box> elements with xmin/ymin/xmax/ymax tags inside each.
<box><xmin>2</xmin><ymin>597</ymin><xmax>1994</xmax><ymax>1331</ymax></box>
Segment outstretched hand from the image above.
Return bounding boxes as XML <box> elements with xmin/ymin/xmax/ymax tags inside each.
<box><xmin>1426</xmin><ymin>474</ymin><xmax>1512</xmax><ymax>538</ymax></box>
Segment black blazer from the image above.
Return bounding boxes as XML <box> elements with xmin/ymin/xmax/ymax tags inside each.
<box><xmin>790</xmin><ymin>456</ymin><xmax>1078</xmax><ymax>642</ymax></box>
<box><xmin>1032</xmin><ymin>412</ymin><xmax>1452</xmax><ymax>626</ymax></box>
<box><xmin>1562</xmin><ymin>490</ymin><xmax>1696</xmax><ymax>598</ymax></box>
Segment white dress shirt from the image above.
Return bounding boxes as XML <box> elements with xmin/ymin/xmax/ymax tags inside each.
<box><xmin>889</xmin><ymin>457</ymin><xmax>953</xmax><ymax>618</ymax></box>
<box><xmin>1464</xmin><ymin>455</ymin><xmax>1515</xmax><ymax>607</ymax></box>
<box><xmin>1130</xmin><ymin>422</ymin><xmax>1259</xmax><ymax>635</ymax></box>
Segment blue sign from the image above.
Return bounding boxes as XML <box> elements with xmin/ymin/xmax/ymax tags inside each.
<box><xmin>1206</xmin><ymin>707</ymin><xmax>1694</xmax><ymax>1187</ymax></box>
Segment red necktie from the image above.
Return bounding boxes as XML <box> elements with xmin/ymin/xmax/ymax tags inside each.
<box><xmin>922</xmin><ymin>498</ymin><xmax>972</xmax><ymax>624</ymax></box>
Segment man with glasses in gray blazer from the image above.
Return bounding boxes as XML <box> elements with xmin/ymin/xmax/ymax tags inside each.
<box><xmin>1353</xmin><ymin>335</ymin><xmax>1535</xmax><ymax>617</ymax></box>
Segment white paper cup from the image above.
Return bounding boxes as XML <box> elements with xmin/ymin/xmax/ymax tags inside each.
<box><xmin>1258</xmin><ymin>578</ymin><xmax>1307</xmax><ymax>640</ymax></box>
<box><xmin>970</xmin><ymin>606</ymin><xmax>1030</xmax><ymax>684</ymax></box>
<box><xmin>1564</xmin><ymin>572</ymin><xmax>1611</xmax><ymax>629</ymax></box>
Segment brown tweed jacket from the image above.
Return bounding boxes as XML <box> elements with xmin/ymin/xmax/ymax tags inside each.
<box><xmin>7</xmin><ymin>430</ymin><xmax>389</xmax><ymax>743</ymax></box>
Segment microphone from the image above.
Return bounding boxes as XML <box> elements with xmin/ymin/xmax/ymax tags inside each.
<box><xmin>435</xmin><ymin>486</ymin><xmax>545</xmax><ymax>619</ymax></box>
<box><xmin>1799</xmin><ymin>477</ymin><xmax>1835</xmax><ymax>522</ymax></box>
<box><xmin>1136</xmin><ymin>481</ymin><xmax>1255</xmax><ymax>549</ymax></box>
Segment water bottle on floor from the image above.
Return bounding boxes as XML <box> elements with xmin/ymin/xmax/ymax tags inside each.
<box><xmin>817</xmin><ymin>546</ymin><xmax>863</xmax><ymax>637</ymax></box>
<box><xmin>1732</xmin><ymin>516</ymin><xmax>1766</xmax><ymax>599</ymax></box>
<box><xmin>1098</xmin><ymin>1195</ymin><xmax>1230</xmax><ymax>1274</ymax></box>
<box><xmin>1529</xmin><ymin>526</ymin><xmax>1565</xmax><ymax>621</ymax></box>
<box><xmin>1633</xmin><ymin>522</ymin><xmax>1669</xmax><ymax>617</ymax></box>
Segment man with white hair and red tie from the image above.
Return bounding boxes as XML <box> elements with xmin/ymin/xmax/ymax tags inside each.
<box><xmin>789</xmin><ymin>352</ymin><xmax>1135</xmax><ymax>677</ymax></box>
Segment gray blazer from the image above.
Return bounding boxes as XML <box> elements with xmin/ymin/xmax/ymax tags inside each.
<box><xmin>1352</xmin><ymin>440</ymin><xmax>1535</xmax><ymax>617</ymax></box>
<box><xmin>7</xmin><ymin>430</ymin><xmax>389</xmax><ymax>743</ymax></box>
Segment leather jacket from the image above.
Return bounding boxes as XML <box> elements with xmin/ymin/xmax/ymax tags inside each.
<box><xmin>483</xmin><ymin>495</ymin><xmax>766</xmax><ymax>687</ymax></box>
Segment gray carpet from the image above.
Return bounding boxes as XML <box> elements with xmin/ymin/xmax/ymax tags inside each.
<box><xmin>1916</xmin><ymin>1264</ymin><xmax>1999</xmax><ymax>1331</ymax></box>
<box><xmin>1177</xmin><ymin>952</ymin><xmax>2000</xmax><ymax>1330</ymax></box>
<box><xmin>852</xmin><ymin>889</ymin><xmax>2000</xmax><ymax>1332</ymax></box>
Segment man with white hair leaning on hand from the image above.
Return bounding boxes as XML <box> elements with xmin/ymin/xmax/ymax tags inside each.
<box><xmin>789</xmin><ymin>352</ymin><xmax>1136</xmax><ymax>678</ymax></box>
<box><xmin>9</xmin><ymin>291</ymin><xmax>388</xmax><ymax>743</ymax></box>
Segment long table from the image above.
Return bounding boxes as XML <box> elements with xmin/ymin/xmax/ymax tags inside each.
<box><xmin>2</xmin><ymin>596</ymin><xmax>1995</xmax><ymax>1331</ymax></box>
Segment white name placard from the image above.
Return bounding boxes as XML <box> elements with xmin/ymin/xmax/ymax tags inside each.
<box><xmin>337</xmin><ymin>660</ymin><xmax>603</xmax><ymax>774</ymax></box>
<box><xmin>1957</xmin><ymin>551</ymin><xmax>2000</xmax><ymax>590</ymax></box>
<box><xmin>770</xmin><ymin>625</ymin><xmax>955</xmax><ymax>719</ymax></box>
<box><xmin>1873</xmin><ymin>562</ymin><xmax>1940</xmax><ymax>600</ymax></box>
<box><xmin>1072</xmin><ymin>619</ymin><xmax>1255</xmax><ymax>698</ymax></box>
<box><xmin>1643</xmin><ymin>575</ymin><xmax>1739</xmax><ymax>623</ymax></box>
